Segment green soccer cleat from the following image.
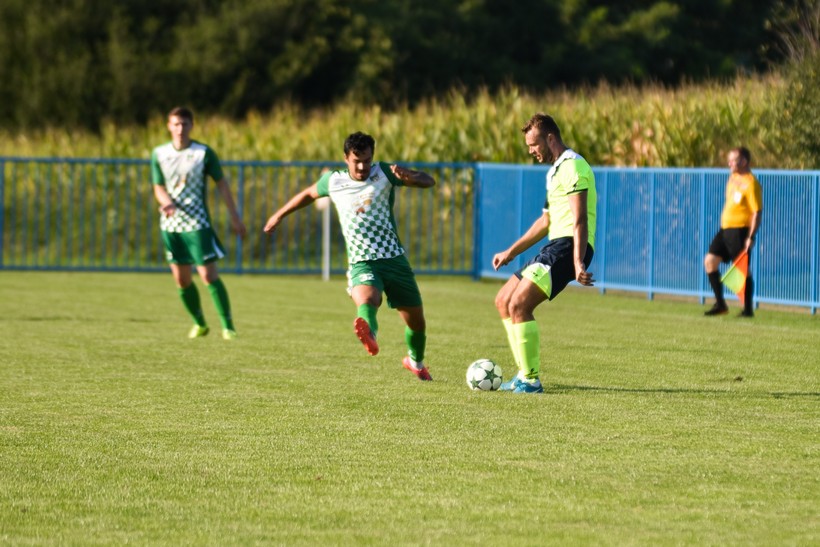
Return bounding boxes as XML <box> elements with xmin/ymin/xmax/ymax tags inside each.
<box><xmin>188</xmin><ymin>325</ymin><xmax>210</xmax><ymax>339</ymax></box>
<box><xmin>222</xmin><ymin>329</ymin><xmax>238</xmax><ymax>340</ymax></box>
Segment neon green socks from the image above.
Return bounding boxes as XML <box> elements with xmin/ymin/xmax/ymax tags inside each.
<box><xmin>179</xmin><ymin>284</ymin><xmax>206</xmax><ymax>327</ymax></box>
<box><xmin>502</xmin><ymin>317</ymin><xmax>522</xmax><ymax>371</ymax></box>
<box><xmin>207</xmin><ymin>278</ymin><xmax>234</xmax><ymax>330</ymax></box>
<box><xmin>512</xmin><ymin>320</ymin><xmax>540</xmax><ymax>380</ymax></box>
<box><xmin>356</xmin><ymin>304</ymin><xmax>379</xmax><ymax>338</ymax></box>
<box><xmin>405</xmin><ymin>327</ymin><xmax>426</xmax><ymax>362</ymax></box>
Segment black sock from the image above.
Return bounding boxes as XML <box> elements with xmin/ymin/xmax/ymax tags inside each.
<box><xmin>744</xmin><ymin>277</ymin><xmax>754</xmax><ymax>313</ymax></box>
<box><xmin>708</xmin><ymin>271</ymin><xmax>725</xmax><ymax>307</ymax></box>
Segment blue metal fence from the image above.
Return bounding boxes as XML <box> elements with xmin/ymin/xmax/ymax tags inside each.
<box><xmin>476</xmin><ymin>164</ymin><xmax>820</xmax><ymax>314</ymax></box>
<box><xmin>0</xmin><ymin>157</ymin><xmax>476</xmax><ymax>275</ymax></box>
<box><xmin>2</xmin><ymin>157</ymin><xmax>818</xmax><ymax>313</ymax></box>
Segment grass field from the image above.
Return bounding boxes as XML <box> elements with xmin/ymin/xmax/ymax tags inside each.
<box><xmin>1</xmin><ymin>272</ymin><xmax>817</xmax><ymax>545</ymax></box>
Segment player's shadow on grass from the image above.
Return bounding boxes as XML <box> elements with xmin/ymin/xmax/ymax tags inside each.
<box><xmin>550</xmin><ymin>384</ymin><xmax>820</xmax><ymax>399</ymax></box>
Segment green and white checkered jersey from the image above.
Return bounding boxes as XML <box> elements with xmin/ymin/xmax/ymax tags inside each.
<box><xmin>151</xmin><ymin>141</ymin><xmax>224</xmax><ymax>232</ymax></box>
<box><xmin>316</xmin><ymin>162</ymin><xmax>405</xmax><ymax>264</ymax></box>
<box><xmin>544</xmin><ymin>149</ymin><xmax>597</xmax><ymax>248</ymax></box>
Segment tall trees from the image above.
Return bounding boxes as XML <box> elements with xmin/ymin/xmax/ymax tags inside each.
<box><xmin>0</xmin><ymin>0</ymin><xmax>788</xmax><ymax>130</ymax></box>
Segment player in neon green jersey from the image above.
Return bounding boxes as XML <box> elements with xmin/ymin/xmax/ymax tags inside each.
<box><xmin>492</xmin><ymin>113</ymin><xmax>597</xmax><ymax>393</ymax></box>
<box><xmin>151</xmin><ymin>107</ymin><xmax>247</xmax><ymax>340</ymax></box>
<box><xmin>263</xmin><ymin>132</ymin><xmax>436</xmax><ymax>381</ymax></box>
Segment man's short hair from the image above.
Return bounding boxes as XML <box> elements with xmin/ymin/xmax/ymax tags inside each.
<box><xmin>168</xmin><ymin>107</ymin><xmax>194</xmax><ymax>123</ymax></box>
<box><xmin>522</xmin><ymin>113</ymin><xmax>561</xmax><ymax>140</ymax></box>
<box><xmin>732</xmin><ymin>146</ymin><xmax>751</xmax><ymax>164</ymax></box>
<box><xmin>344</xmin><ymin>132</ymin><xmax>376</xmax><ymax>156</ymax></box>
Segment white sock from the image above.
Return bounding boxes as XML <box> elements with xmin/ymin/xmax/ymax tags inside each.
<box><xmin>407</xmin><ymin>356</ymin><xmax>424</xmax><ymax>370</ymax></box>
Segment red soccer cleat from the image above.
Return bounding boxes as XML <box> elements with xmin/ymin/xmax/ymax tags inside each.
<box><xmin>354</xmin><ymin>317</ymin><xmax>379</xmax><ymax>356</ymax></box>
<box><xmin>402</xmin><ymin>356</ymin><xmax>432</xmax><ymax>381</ymax></box>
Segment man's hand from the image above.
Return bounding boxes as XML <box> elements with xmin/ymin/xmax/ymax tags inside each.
<box><xmin>493</xmin><ymin>250</ymin><xmax>514</xmax><ymax>271</ymax></box>
<box><xmin>158</xmin><ymin>203</ymin><xmax>176</xmax><ymax>217</ymax></box>
<box><xmin>263</xmin><ymin>215</ymin><xmax>281</xmax><ymax>234</ymax></box>
<box><xmin>575</xmin><ymin>263</ymin><xmax>595</xmax><ymax>286</ymax></box>
<box><xmin>231</xmin><ymin>216</ymin><xmax>247</xmax><ymax>239</ymax></box>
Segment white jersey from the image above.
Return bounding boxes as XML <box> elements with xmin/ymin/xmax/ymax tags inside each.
<box><xmin>151</xmin><ymin>141</ymin><xmax>224</xmax><ymax>232</ymax></box>
<box><xmin>316</xmin><ymin>162</ymin><xmax>405</xmax><ymax>264</ymax></box>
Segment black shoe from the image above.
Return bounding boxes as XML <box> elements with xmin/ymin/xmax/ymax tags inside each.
<box><xmin>704</xmin><ymin>303</ymin><xmax>729</xmax><ymax>316</ymax></box>
<box><xmin>739</xmin><ymin>310</ymin><xmax>754</xmax><ymax>318</ymax></box>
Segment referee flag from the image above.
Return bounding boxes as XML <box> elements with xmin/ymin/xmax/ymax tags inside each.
<box><xmin>721</xmin><ymin>251</ymin><xmax>748</xmax><ymax>307</ymax></box>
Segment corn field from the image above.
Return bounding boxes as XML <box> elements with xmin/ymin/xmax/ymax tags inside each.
<box><xmin>0</xmin><ymin>75</ymin><xmax>800</xmax><ymax>169</ymax></box>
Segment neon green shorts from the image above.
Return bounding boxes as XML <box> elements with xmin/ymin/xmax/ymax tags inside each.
<box><xmin>346</xmin><ymin>255</ymin><xmax>423</xmax><ymax>309</ymax></box>
<box><xmin>517</xmin><ymin>237</ymin><xmax>594</xmax><ymax>300</ymax></box>
<box><xmin>161</xmin><ymin>228</ymin><xmax>225</xmax><ymax>266</ymax></box>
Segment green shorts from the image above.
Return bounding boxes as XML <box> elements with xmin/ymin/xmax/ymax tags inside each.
<box><xmin>347</xmin><ymin>254</ymin><xmax>423</xmax><ymax>309</ymax></box>
<box><xmin>161</xmin><ymin>228</ymin><xmax>225</xmax><ymax>266</ymax></box>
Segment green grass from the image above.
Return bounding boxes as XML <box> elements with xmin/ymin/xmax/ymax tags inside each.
<box><xmin>1</xmin><ymin>272</ymin><xmax>817</xmax><ymax>545</ymax></box>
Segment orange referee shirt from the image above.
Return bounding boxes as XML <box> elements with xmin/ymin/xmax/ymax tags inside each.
<box><xmin>720</xmin><ymin>172</ymin><xmax>763</xmax><ymax>229</ymax></box>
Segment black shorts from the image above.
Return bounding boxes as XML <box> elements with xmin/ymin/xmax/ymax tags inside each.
<box><xmin>708</xmin><ymin>228</ymin><xmax>749</xmax><ymax>263</ymax></box>
<box><xmin>515</xmin><ymin>237</ymin><xmax>594</xmax><ymax>300</ymax></box>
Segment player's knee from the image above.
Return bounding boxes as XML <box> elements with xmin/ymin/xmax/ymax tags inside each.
<box><xmin>409</xmin><ymin>317</ymin><xmax>426</xmax><ymax>331</ymax></box>
<box><xmin>507</xmin><ymin>295</ymin><xmax>532</xmax><ymax>320</ymax></box>
<box><xmin>494</xmin><ymin>291</ymin><xmax>511</xmax><ymax>316</ymax></box>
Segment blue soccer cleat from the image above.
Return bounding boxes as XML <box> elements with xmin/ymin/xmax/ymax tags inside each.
<box><xmin>513</xmin><ymin>378</ymin><xmax>544</xmax><ymax>394</ymax></box>
<box><xmin>499</xmin><ymin>374</ymin><xmax>526</xmax><ymax>392</ymax></box>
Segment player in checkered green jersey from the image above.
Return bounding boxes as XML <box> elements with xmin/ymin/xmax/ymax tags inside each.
<box><xmin>152</xmin><ymin>107</ymin><xmax>247</xmax><ymax>340</ymax></box>
<box><xmin>264</xmin><ymin>132</ymin><xmax>436</xmax><ymax>381</ymax></box>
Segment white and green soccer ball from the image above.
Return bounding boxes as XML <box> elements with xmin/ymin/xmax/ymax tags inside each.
<box><xmin>466</xmin><ymin>359</ymin><xmax>503</xmax><ymax>391</ymax></box>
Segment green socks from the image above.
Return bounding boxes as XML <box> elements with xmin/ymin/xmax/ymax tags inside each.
<box><xmin>357</xmin><ymin>304</ymin><xmax>379</xmax><ymax>338</ymax></box>
<box><xmin>405</xmin><ymin>327</ymin><xmax>426</xmax><ymax>363</ymax></box>
<box><xmin>207</xmin><ymin>278</ymin><xmax>234</xmax><ymax>330</ymax></box>
<box><xmin>503</xmin><ymin>318</ymin><xmax>522</xmax><ymax>371</ymax></box>
<box><xmin>512</xmin><ymin>320</ymin><xmax>540</xmax><ymax>380</ymax></box>
<box><xmin>179</xmin><ymin>284</ymin><xmax>206</xmax><ymax>327</ymax></box>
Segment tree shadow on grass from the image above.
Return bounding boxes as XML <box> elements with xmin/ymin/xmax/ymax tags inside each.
<box><xmin>549</xmin><ymin>384</ymin><xmax>820</xmax><ymax>399</ymax></box>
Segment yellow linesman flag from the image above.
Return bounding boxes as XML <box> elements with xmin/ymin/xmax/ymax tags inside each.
<box><xmin>721</xmin><ymin>251</ymin><xmax>749</xmax><ymax>307</ymax></box>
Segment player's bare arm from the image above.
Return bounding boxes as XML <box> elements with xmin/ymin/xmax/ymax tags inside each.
<box><xmin>263</xmin><ymin>183</ymin><xmax>321</xmax><ymax>233</ymax></box>
<box><xmin>153</xmin><ymin>185</ymin><xmax>176</xmax><ymax>217</ymax></box>
<box><xmin>215</xmin><ymin>178</ymin><xmax>247</xmax><ymax>239</ymax></box>
<box><xmin>390</xmin><ymin>164</ymin><xmax>436</xmax><ymax>188</ymax></box>
<box><xmin>492</xmin><ymin>212</ymin><xmax>550</xmax><ymax>270</ymax></box>
<box><xmin>568</xmin><ymin>191</ymin><xmax>594</xmax><ymax>286</ymax></box>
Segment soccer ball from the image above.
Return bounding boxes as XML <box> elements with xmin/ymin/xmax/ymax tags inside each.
<box><xmin>466</xmin><ymin>359</ymin><xmax>503</xmax><ymax>391</ymax></box>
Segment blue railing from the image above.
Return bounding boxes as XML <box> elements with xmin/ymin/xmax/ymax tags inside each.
<box><xmin>2</xmin><ymin>157</ymin><xmax>818</xmax><ymax>313</ymax></box>
<box><xmin>477</xmin><ymin>164</ymin><xmax>820</xmax><ymax>314</ymax></box>
<box><xmin>0</xmin><ymin>157</ymin><xmax>476</xmax><ymax>276</ymax></box>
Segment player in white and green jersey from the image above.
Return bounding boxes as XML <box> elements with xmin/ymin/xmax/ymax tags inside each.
<box><xmin>151</xmin><ymin>107</ymin><xmax>247</xmax><ymax>340</ymax></box>
<box><xmin>264</xmin><ymin>132</ymin><xmax>436</xmax><ymax>381</ymax></box>
<box><xmin>492</xmin><ymin>113</ymin><xmax>597</xmax><ymax>393</ymax></box>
